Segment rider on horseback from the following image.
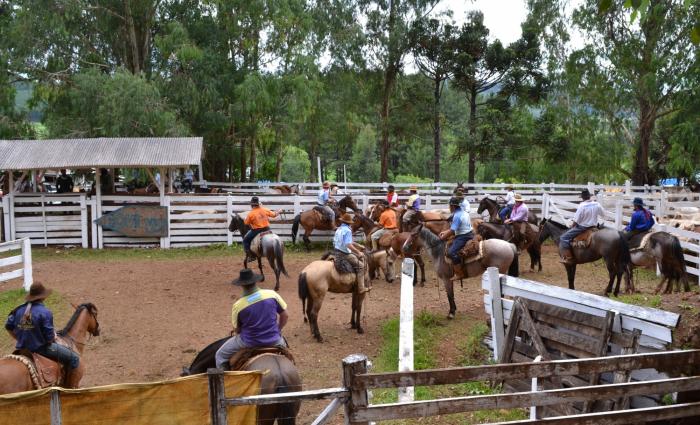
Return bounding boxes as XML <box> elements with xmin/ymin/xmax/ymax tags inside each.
<box><xmin>499</xmin><ymin>186</ymin><xmax>515</xmax><ymax>221</ymax></box>
<box><xmin>215</xmin><ymin>269</ymin><xmax>289</xmax><ymax>371</ymax></box>
<box><xmin>317</xmin><ymin>181</ymin><xmax>336</xmax><ymax>228</ymax></box>
<box><xmin>623</xmin><ymin>197</ymin><xmax>655</xmax><ymax>242</ymax></box>
<box><xmin>402</xmin><ymin>186</ymin><xmax>421</xmax><ymax>228</ymax></box>
<box><xmin>243</xmin><ymin>196</ymin><xmax>281</xmax><ymax>262</ymax></box>
<box><xmin>559</xmin><ymin>189</ymin><xmax>606</xmax><ymax>264</ymax></box>
<box><xmin>371</xmin><ymin>200</ymin><xmax>398</xmax><ymax>251</ymax></box>
<box><xmin>505</xmin><ymin>194</ymin><xmax>530</xmax><ymax>251</ymax></box>
<box><xmin>334</xmin><ymin>213</ymin><xmax>369</xmax><ymax>293</ymax></box>
<box><xmin>440</xmin><ymin>197</ymin><xmax>474</xmax><ymax>280</ymax></box>
<box><xmin>386</xmin><ymin>185</ymin><xmax>398</xmax><ymax>207</ymax></box>
<box><xmin>454</xmin><ymin>188</ymin><xmax>470</xmax><ymax>213</ymax></box>
<box><xmin>5</xmin><ymin>283</ymin><xmax>81</xmax><ymax>387</ymax></box>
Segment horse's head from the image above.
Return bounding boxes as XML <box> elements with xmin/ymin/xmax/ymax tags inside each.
<box><xmin>84</xmin><ymin>303</ymin><xmax>100</xmax><ymax>337</ymax></box>
<box><xmin>60</xmin><ymin>303</ymin><xmax>100</xmax><ymax>338</ymax></box>
<box><xmin>403</xmin><ymin>224</ymin><xmax>423</xmax><ymax>255</ymax></box>
<box><xmin>339</xmin><ymin>195</ymin><xmax>360</xmax><ymax>213</ymax></box>
<box><xmin>228</xmin><ymin>214</ymin><xmax>242</xmax><ymax>233</ymax></box>
<box><xmin>476</xmin><ymin>197</ymin><xmax>488</xmax><ymax>214</ymax></box>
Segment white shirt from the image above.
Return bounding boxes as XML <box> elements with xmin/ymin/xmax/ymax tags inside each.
<box><xmin>574</xmin><ymin>200</ymin><xmax>605</xmax><ymax>227</ymax></box>
<box><xmin>505</xmin><ymin>191</ymin><xmax>515</xmax><ymax>206</ymax></box>
<box><xmin>460</xmin><ymin>198</ymin><xmax>470</xmax><ymax>214</ymax></box>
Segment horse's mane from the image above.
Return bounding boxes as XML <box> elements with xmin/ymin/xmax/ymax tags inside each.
<box><xmin>58</xmin><ymin>303</ymin><xmax>97</xmax><ymax>336</ymax></box>
<box><xmin>418</xmin><ymin>228</ymin><xmax>444</xmax><ymax>262</ymax></box>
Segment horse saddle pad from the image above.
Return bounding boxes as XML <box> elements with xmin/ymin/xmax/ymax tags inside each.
<box><xmin>571</xmin><ymin>228</ymin><xmax>598</xmax><ymax>248</ymax></box>
<box><xmin>12</xmin><ymin>349</ymin><xmax>62</xmax><ymax>388</ymax></box>
<box><xmin>378</xmin><ymin>229</ymin><xmax>399</xmax><ymax>246</ymax></box>
<box><xmin>630</xmin><ymin>231</ymin><xmax>655</xmax><ymax>252</ymax></box>
<box><xmin>251</xmin><ymin>231</ymin><xmax>273</xmax><ymax>255</ymax></box>
<box><xmin>228</xmin><ymin>347</ymin><xmax>295</xmax><ymax>371</ymax></box>
<box><xmin>445</xmin><ymin>236</ymin><xmax>483</xmax><ymax>264</ymax></box>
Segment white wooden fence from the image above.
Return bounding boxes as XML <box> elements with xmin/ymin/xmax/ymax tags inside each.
<box><xmin>0</xmin><ymin>238</ymin><xmax>33</xmax><ymax>291</ymax></box>
<box><xmin>398</xmin><ymin>258</ymin><xmax>415</xmax><ymax>403</ymax></box>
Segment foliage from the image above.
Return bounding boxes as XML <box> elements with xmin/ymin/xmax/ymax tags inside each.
<box><xmin>348</xmin><ymin>124</ymin><xmax>381</xmax><ymax>182</ymax></box>
<box><xmin>280</xmin><ymin>145</ymin><xmax>311</xmax><ymax>182</ymax></box>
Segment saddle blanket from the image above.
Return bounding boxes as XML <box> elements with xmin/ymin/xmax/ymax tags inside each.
<box><xmin>571</xmin><ymin>228</ymin><xmax>597</xmax><ymax>248</ymax></box>
<box><xmin>228</xmin><ymin>347</ymin><xmax>295</xmax><ymax>371</ymax></box>
<box><xmin>250</xmin><ymin>231</ymin><xmax>274</xmax><ymax>255</ymax></box>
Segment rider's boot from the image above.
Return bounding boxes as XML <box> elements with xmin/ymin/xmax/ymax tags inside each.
<box><xmin>371</xmin><ymin>238</ymin><xmax>379</xmax><ymax>252</ymax></box>
<box><xmin>354</xmin><ymin>264</ymin><xmax>370</xmax><ymax>294</ymax></box>
<box><xmin>452</xmin><ymin>260</ymin><xmax>465</xmax><ymax>280</ymax></box>
<box><xmin>244</xmin><ymin>249</ymin><xmax>256</xmax><ymax>263</ymax></box>
<box><xmin>63</xmin><ymin>368</ymin><xmax>82</xmax><ymax>389</ymax></box>
<box><xmin>559</xmin><ymin>247</ymin><xmax>575</xmax><ymax>265</ymax></box>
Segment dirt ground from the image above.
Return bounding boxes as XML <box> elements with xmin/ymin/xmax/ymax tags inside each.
<box><xmin>24</xmin><ymin>243</ymin><xmax>700</xmax><ymax>422</ymax></box>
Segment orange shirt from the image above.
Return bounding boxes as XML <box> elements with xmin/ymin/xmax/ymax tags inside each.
<box><xmin>245</xmin><ymin>207</ymin><xmax>276</xmax><ymax>229</ymax></box>
<box><xmin>379</xmin><ymin>208</ymin><xmax>398</xmax><ymax>229</ymax></box>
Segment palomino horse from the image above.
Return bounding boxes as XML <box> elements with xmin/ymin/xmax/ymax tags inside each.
<box><xmin>628</xmin><ymin>231</ymin><xmax>690</xmax><ymax>294</ymax></box>
<box><xmin>366</xmin><ymin>249</ymin><xmax>395</xmax><ymax>284</ymax></box>
<box><xmin>182</xmin><ymin>337</ymin><xmax>301</xmax><ymax>424</ymax></box>
<box><xmin>477</xmin><ymin>197</ymin><xmax>538</xmax><ymax>224</ymax></box>
<box><xmin>291</xmin><ymin>195</ymin><xmax>360</xmax><ymax>250</ymax></box>
<box><xmin>298</xmin><ymin>257</ymin><xmax>369</xmax><ymax>342</ymax></box>
<box><xmin>538</xmin><ymin>219</ymin><xmax>631</xmax><ymax>296</ymax></box>
<box><xmin>476</xmin><ymin>221</ymin><xmax>543</xmax><ymax>272</ymax></box>
<box><xmin>0</xmin><ymin>303</ymin><xmax>100</xmax><ymax>394</ymax></box>
<box><xmin>229</xmin><ymin>214</ymin><xmax>288</xmax><ymax>291</ymax></box>
<box><xmin>404</xmin><ymin>225</ymin><xmax>519</xmax><ymax>319</ymax></box>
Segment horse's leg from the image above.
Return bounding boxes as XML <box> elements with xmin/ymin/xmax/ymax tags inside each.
<box><xmin>309</xmin><ymin>293</ymin><xmax>325</xmax><ymax>343</ymax></box>
<box><xmin>565</xmin><ymin>264</ymin><xmax>577</xmax><ymax>291</ymax></box>
<box><xmin>604</xmin><ymin>260</ymin><xmax>619</xmax><ymax>296</ymax></box>
<box><xmin>356</xmin><ymin>293</ymin><xmax>365</xmax><ymax>334</ymax></box>
<box><xmin>654</xmin><ymin>276</ymin><xmax>668</xmax><ymax>295</ymax></box>
<box><xmin>444</xmin><ymin>277</ymin><xmax>456</xmax><ymax>319</ymax></box>
<box><xmin>350</xmin><ymin>292</ymin><xmax>357</xmax><ymax>329</ymax></box>
<box><xmin>416</xmin><ymin>254</ymin><xmax>426</xmax><ymax>287</ymax></box>
<box><xmin>257</xmin><ymin>255</ymin><xmax>265</xmax><ymax>281</ymax></box>
<box><xmin>303</xmin><ymin>229</ymin><xmax>311</xmax><ymax>252</ymax></box>
<box><xmin>266</xmin><ymin>250</ymin><xmax>279</xmax><ymax>291</ymax></box>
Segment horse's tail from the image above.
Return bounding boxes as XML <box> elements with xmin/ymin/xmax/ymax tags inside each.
<box><xmin>617</xmin><ymin>231</ymin><xmax>633</xmax><ymax>284</ymax></box>
<box><xmin>298</xmin><ymin>272</ymin><xmax>309</xmax><ymax>323</ymax></box>
<box><xmin>275</xmin><ymin>239</ymin><xmax>289</xmax><ymax>277</ymax></box>
<box><xmin>291</xmin><ymin>214</ymin><xmax>301</xmax><ymax>244</ymax></box>
<box><xmin>507</xmin><ymin>244</ymin><xmax>519</xmax><ymax>277</ymax></box>
<box><xmin>274</xmin><ymin>359</ymin><xmax>301</xmax><ymax>425</ymax></box>
<box><xmin>668</xmin><ymin>234</ymin><xmax>688</xmax><ymax>279</ymax></box>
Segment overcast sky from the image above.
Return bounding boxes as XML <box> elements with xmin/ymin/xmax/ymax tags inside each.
<box><xmin>434</xmin><ymin>0</ymin><xmax>530</xmax><ymax>45</ymax></box>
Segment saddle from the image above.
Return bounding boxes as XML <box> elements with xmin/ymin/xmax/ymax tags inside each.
<box><xmin>313</xmin><ymin>205</ymin><xmax>336</xmax><ymax>224</ymax></box>
<box><xmin>629</xmin><ymin>230</ymin><xmax>654</xmax><ymax>252</ymax></box>
<box><xmin>250</xmin><ymin>230</ymin><xmax>273</xmax><ymax>256</ymax></box>
<box><xmin>445</xmin><ymin>235</ymin><xmax>484</xmax><ymax>264</ymax></box>
<box><xmin>10</xmin><ymin>349</ymin><xmax>63</xmax><ymax>388</ymax></box>
<box><xmin>571</xmin><ymin>228</ymin><xmax>598</xmax><ymax>248</ymax></box>
<box><xmin>321</xmin><ymin>251</ymin><xmax>356</xmax><ymax>275</ymax></box>
<box><xmin>377</xmin><ymin>229</ymin><xmax>399</xmax><ymax>247</ymax></box>
<box><xmin>228</xmin><ymin>347</ymin><xmax>295</xmax><ymax>372</ymax></box>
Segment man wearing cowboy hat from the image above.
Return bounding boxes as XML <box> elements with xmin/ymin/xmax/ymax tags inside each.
<box><xmin>370</xmin><ymin>199</ymin><xmax>398</xmax><ymax>251</ymax></box>
<box><xmin>402</xmin><ymin>186</ymin><xmax>421</xmax><ymax>229</ymax></box>
<box><xmin>559</xmin><ymin>189</ymin><xmax>606</xmax><ymax>264</ymax></box>
<box><xmin>440</xmin><ymin>197</ymin><xmax>474</xmax><ymax>280</ymax></box>
<box><xmin>5</xmin><ymin>283</ymin><xmax>80</xmax><ymax>376</ymax></box>
<box><xmin>317</xmin><ymin>181</ymin><xmax>336</xmax><ymax>228</ymax></box>
<box><xmin>334</xmin><ymin>213</ymin><xmax>369</xmax><ymax>293</ymax></box>
<box><xmin>454</xmin><ymin>187</ymin><xmax>470</xmax><ymax>213</ymax></box>
<box><xmin>215</xmin><ymin>269</ymin><xmax>289</xmax><ymax>370</ymax></box>
<box><xmin>623</xmin><ymin>197</ymin><xmax>655</xmax><ymax>242</ymax></box>
<box><xmin>505</xmin><ymin>194</ymin><xmax>531</xmax><ymax>251</ymax></box>
<box><xmin>242</xmin><ymin>196</ymin><xmax>282</xmax><ymax>262</ymax></box>
<box><xmin>499</xmin><ymin>186</ymin><xmax>516</xmax><ymax>221</ymax></box>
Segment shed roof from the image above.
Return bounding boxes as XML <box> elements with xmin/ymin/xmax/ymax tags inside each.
<box><xmin>0</xmin><ymin>137</ymin><xmax>203</xmax><ymax>170</ymax></box>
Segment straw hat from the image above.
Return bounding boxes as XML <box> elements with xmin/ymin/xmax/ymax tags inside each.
<box><xmin>339</xmin><ymin>213</ymin><xmax>354</xmax><ymax>224</ymax></box>
<box><xmin>514</xmin><ymin>194</ymin><xmax>524</xmax><ymax>202</ymax></box>
<box><xmin>26</xmin><ymin>282</ymin><xmax>52</xmax><ymax>302</ymax></box>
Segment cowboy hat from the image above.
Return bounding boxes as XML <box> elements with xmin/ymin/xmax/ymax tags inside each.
<box><xmin>339</xmin><ymin>213</ymin><xmax>354</xmax><ymax>224</ymax></box>
<box><xmin>387</xmin><ymin>185</ymin><xmax>395</xmax><ymax>191</ymax></box>
<box><xmin>250</xmin><ymin>196</ymin><xmax>260</xmax><ymax>206</ymax></box>
<box><xmin>514</xmin><ymin>194</ymin><xmax>524</xmax><ymax>202</ymax></box>
<box><xmin>322</xmin><ymin>181</ymin><xmax>330</xmax><ymax>188</ymax></box>
<box><xmin>633</xmin><ymin>197</ymin><xmax>645</xmax><ymax>207</ymax></box>
<box><xmin>26</xmin><ymin>282</ymin><xmax>52</xmax><ymax>302</ymax></box>
<box><xmin>409</xmin><ymin>185</ymin><xmax>418</xmax><ymax>192</ymax></box>
<box><xmin>580</xmin><ymin>189</ymin><xmax>591</xmax><ymax>199</ymax></box>
<box><xmin>232</xmin><ymin>269</ymin><xmax>264</xmax><ymax>286</ymax></box>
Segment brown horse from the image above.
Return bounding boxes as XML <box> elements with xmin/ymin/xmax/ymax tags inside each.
<box><xmin>270</xmin><ymin>184</ymin><xmax>300</xmax><ymax>194</ymax></box>
<box><xmin>628</xmin><ymin>231</ymin><xmax>690</xmax><ymax>294</ymax></box>
<box><xmin>291</xmin><ymin>195</ymin><xmax>360</xmax><ymax>250</ymax></box>
<box><xmin>476</xmin><ymin>221</ymin><xmax>543</xmax><ymax>272</ymax></box>
<box><xmin>477</xmin><ymin>196</ymin><xmax>538</xmax><ymax>224</ymax></box>
<box><xmin>182</xmin><ymin>337</ymin><xmax>302</xmax><ymax>424</ymax></box>
<box><xmin>0</xmin><ymin>303</ymin><xmax>100</xmax><ymax>394</ymax></box>
<box><xmin>298</xmin><ymin>258</ymin><xmax>368</xmax><ymax>342</ymax></box>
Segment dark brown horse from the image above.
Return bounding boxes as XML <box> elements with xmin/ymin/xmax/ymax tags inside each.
<box><xmin>0</xmin><ymin>303</ymin><xmax>100</xmax><ymax>394</ymax></box>
<box><xmin>182</xmin><ymin>337</ymin><xmax>301</xmax><ymax>424</ymax></box>
<box><xmin>539</xmin><ymin>219</ymin><xmax>631</xmax><ymax>296</ymax></box>
<box><xmin>628</xmin><ymin>231</ymin><xmax>690</xmax><ymax>294</ymax></box>
<box><xmin>477</xmin><ymin>197</ymin><xmax>538</xmax><ymax>224</ymax></box>
<box><xmin>291</xmin><ymin>195</ymin><xmax>360</xmax><ymax>250</ymax></box>
<box><xmin>476</xmin><ymin>221</ymin><xmax>543</xmax><ymax>272</ymax></box>
<box><xmin>229</xmin><ymin>214</ymin><xmax>288</xmax><ymax>291</ymax></box>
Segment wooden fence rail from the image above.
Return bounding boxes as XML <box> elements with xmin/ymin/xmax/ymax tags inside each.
<box><xmin>0</xmin><ymin>237</ymin><xmax>33</xmax><ymax>291</ymax></box>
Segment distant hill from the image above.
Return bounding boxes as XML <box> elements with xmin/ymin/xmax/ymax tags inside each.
<box><xmin>13</xmin><ymin>82</ymin><xmax>43</xmax><ymax>122</ymax></box>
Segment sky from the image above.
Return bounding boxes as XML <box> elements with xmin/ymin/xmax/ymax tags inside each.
<box><xmin>434</xmin><ymin>0</ymin><xmax>529</xmax><ymax>44</ymax></box>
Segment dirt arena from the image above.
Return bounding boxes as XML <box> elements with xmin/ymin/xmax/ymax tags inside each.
<box><xmin>17</xmin><ymin>243</ymin><xmax>699</xmax><ymax>422</ymax></box>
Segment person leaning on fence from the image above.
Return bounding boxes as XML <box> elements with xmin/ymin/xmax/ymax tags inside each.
<box><xmin>499</xmin><ymin>186</ymin><xmax>516</xmax><ymax>221</ymax></box>
<box><xmin>334</xmin><ymin>213</ymin><xmax>370</xmax><ymax>293</ymax></box>
<box><xmin>317</xmin><ymin>181</ymin><xmax>336</xmax><ymax>228</ymax></box>
<box><xmin>56</xmin><ymin>169</ymin><xmax>74</xmax><ymax>193</ymax></box>
<box><xmin>505</xmin><ymin>194</ymin><xmax>530</xmax><ymax>251</ymax></box>
<box><xmin>559</xmin><ymin>189</ymin><xmax>606</xmax><ymax>264</ymax></box>
<box><xmin>371</xmin><ymin>200</ymin><xmax>398</xmax><ymax>251</ymax></box>
<box><xmin>243</xmin><ymin>196</ymin><xmax>282</xmax><ymax>262</ymax></box>
<box><xmin>386</xmin><ymin>185</ymin><xmax>398</xmax><ymax>207</ymax></box>
<box><xmin>623</xmin><ymin>197</ymin><xmax>655</xmax><ymax>242</ymax></box>
<box><xmin>5</xmin><ymin>282</ymin><xmax>82</xmax><ymax>387</ymax></box>
<box><xmin>440</xmin><ymin>197</ymin><xmax>474</xmax><ymax>280</ymax></box>
<box><xmin>215</xmin><ymin>269</ymin><xmax>289</xmax><ymax>370</ymax></box>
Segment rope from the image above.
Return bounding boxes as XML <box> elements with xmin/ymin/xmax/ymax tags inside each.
<box><xmin>3</xmin><ymin>354</ymin><xmax>41</xmax><ymax>389</ymax></box>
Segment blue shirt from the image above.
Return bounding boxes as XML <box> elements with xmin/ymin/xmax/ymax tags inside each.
<box><xmin>333</xmin><ymin>223</ymin><xmax>353</xmax><ymax>253</ymax></box>
<box><xmin>317</xmin><ymin>189</ymin><xmax>329</xmax><ymax>206</ymax></box>
<box><xmin>450</xmin><ymin>208</ymin><xmax>473</xmax><ymax>235</ymax></box>
<box><xmin>5</xmin><ymin>302</ymin><xmax>55</xmax><ymax>351</ymax></box>
<box><xmin>231</xmin><ymin>289</ymin><xmax>287</xmax><ymax>346</ymax></box>
<box><xmin>626</xmin><ymin>209</ymin><xmax>654</xmax><ymax>232</ymax></box>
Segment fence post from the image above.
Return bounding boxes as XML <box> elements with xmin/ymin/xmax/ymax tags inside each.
<box><xmin>659</xmin><ymin>190</ymin><xmax>668</xmax><ymax>217</ymax></box>
<box><xmin>587</xmin><ymin>181</ymin><xmax>595</xmax><ymax>196</ymax></box>
<box><xmin>398</xmin><ymin>258</ymin><xmax>415</xmax><ymax>403</ymax></box>
<box><xmin>530</xmin><ymin>355</ymin><xmax>542</xmax><ymax>420</ymax></box>
<box><xmin>161</xmin><ymin>195</ymin><xmax>171</xmax><ymax>249</ymax></box>
<box><xmin>80</xmin><ymin>194</ymin><xmax>88</xmax><ymax>248</ymax></box>
<box><xmin>487</xmin><ymin>267</ymin><xmax>505</xmax><ymax>360</ymax></box>
<box><xmin>342</xmin><ymin>354</ymin><xmax>369</xmax><ymax>425</ymax></box>
<box><xmin>22</xmin><ymin>237</ymin><xmax>33</xmax><ymax>292</ymax></box>
<box><xmin>424</xmin><ymin>194</ymin><xmax>432</xmax><ymax>210</ymax></box>
<box><xmin>549</xmin><ymin>182</ymin><xmax>555</xmax><ymax>192</ymax></box>
<box><xmin>50</xmin><ymin>389</ymin><xmax>62</xmax><ymax>425</ymax></box>
<box><xmin>2</xmin><ymin>195</ymin><xmax>10</xmax><ymax>242</ymax></box>
<box><xmin>226</xmin><ymin>195</ymin><xmax>233</xmax><ymax>246</ymax></box>
<box><xmin>625</xmin><ymin>180</ymin><xmax>631</xmax><ymax>195</ymax></box>
<box><xmin>615</xmin><ymin>198</ymin><xmax>623</xmax><ymax>229</ymax></box>
<box><xmin>541</xmin><ymin>193</ymin><xmax>549</xmax><ymax>219</ymax></box>
<box><xmin>293</xmin><ymin>194</ymin><xmax>301</xmax><ymax>216</ymax></box>
<box><xmin>9</xmin><ymin>192</ymin><xmax>16</xmax><ymax>240</ymax></box>
<box><xmin>207</xmin><ymin>368</ymin><xmax>228</xmax><ymax>425</ymax></box>
<box><xmin>361</xmin><ymin>194</ymin><xmax>368</xmax><ymax>213</ymax></box>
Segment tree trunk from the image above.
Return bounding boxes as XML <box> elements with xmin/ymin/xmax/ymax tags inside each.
<box><xmin>433</xmin><ymin>77</ymin><xmax>441</xmax><ymax>182</ymax></box>
<box><xmin>123</xmin><ymin>0</ymin><xmax>141</xmax><ymax>74</ymax></box>
<box><xmin>249</xmin><ymin>134</ymin><xmax>256</xmax><ymax>181</ymax></box>
<box><xmin>380</xmin><ymin>65</ymin><xmax>397</xmax><ymax>182</ymax></box>
<box><xmin>274</xmin><ymin>129</ymin><xmax>283</xmax><ymax>182</ymax></box>
<box><xmin>240</xmin><ymin>138</ymin><xmax>246</xmax><ymax>182</ymax></box>
<box><xmin>632</xmin><ymin>99</ymin><xmax>656</xmax><ymax>185</ymax></box>
<box><xmin>468</xmin><ymin>85</ymin><xmax>478</xmax><ymax>183</ymax></box>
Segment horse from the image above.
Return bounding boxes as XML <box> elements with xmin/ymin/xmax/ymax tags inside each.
<box><xmin>628</xmin><ymin>231</ymin><xmax>690</xmax><ymax>294</ymax></box>
<box><xmin>476</xmin><ymin>221</ymin><xmax>543</xmax><ymax>272</ymax></box>
<box><xmin>366</xmin><ymin>249</ymin><xmax>395</xmax><ymax>283</ymax></box>
<box><xmin>298</xmin><ymin>256</ymin><xmax>369</xmax><ymax>342</ymax></box>
<box><xmin>404</xmin><ymin>225</ymin><xmax>519</xmax><ymax>319</ymax></box>
<box><xmin>538</xmin><ymin>219</ymin><xmax>632</xmax><ymax>296</ymax></box>
<box><xmin>291</xmin><ymin>195</ymin><xmax>360</xmax><ymax>250</ymax></box>
<box><xmin>270</xmin><ymin>184</ymin><xmax>300</xmax><ymax>195</ymax></box>
<box><xmin>229</xmin><ymin>214</ymin><xmax>289</xmax><ymax>291</ymax></box>
<box><xmin>181</xmin><ymin>337</ymin><xmax>301</xmax><ymax>424</ymax></box>
<box><xmin>0</xmin><ymin>303</ymin><xmax>100</xmax><ymax>394</ymax></box>
<box><xmin>477</xmin><ymin>197</ymin><xmax>538</xmax><ymax>224</ymax></box>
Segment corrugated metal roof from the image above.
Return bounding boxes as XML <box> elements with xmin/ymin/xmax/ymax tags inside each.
<box><xmin>0</xmin><ymin>137</ymin><xmax>203</xmax><ymax>170</ymax></box>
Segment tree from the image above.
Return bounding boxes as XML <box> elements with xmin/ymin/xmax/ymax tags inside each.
<box><xmin>348</xmin><ymin>124</ymin><xmax>380</xmax><ymax>182</ymax></box>
<box><xmin>280</xmin><ymin>146</ymin><xmax>312</xmax><ymax>182</ymax></box>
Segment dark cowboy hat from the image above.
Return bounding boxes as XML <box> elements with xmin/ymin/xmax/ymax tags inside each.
<box><xmin>580</xmin><ymin>189</ymin><xmax>591</xmax><ymax>199</ymax></box>
<box><xmin>339</xmin><ymin>213</ymin><xmax>354</xmax><ymax>224</ymax></box>
<box><xmin>250</xmin><ymin>196</ymin><xmax>260</xmax><ymax>206</ymax></box>
<box><xmin>633</xmin><ymin>197</ymin><xmax>645</xmax><ymax>207</ymax></box>
<box><xmin>387</xmin><ymin>185</ymin><xmax>395</xmax><ymax>191</ymax></box>
<box><xmin>26</xmin><ymin>282</ymin><xmax>52</xmax><ymax>302</ymax></box>
<box><xmin>232</xmin><ymin>269</ymin><xmax>264</xmax><ymax>286</ymax></box>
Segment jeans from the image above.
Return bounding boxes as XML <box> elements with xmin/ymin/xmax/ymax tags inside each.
<box><xmin>448</xmin><ymin>233</ymin><xmax>474</xmax><ymax>264</ymax></box>
<box><xmin>499</xmin><ymin>205</ymin><xmax>513</xmax><ymax>220</ymax></box>
<box><xmin>183</xmin><ymin>179</ymin><xmax>193</xmax><ymax>192</ymax></box>
<box><xmin>35</xmin><ymin>343</ymin><xmax>80</xmax><ymax>370</ymax></box>
<box><xmin>215</xmin><ymin>335</ymin><xmax>287</xmax><ymax>369</ymax></box>
<box><xmin>559</xmin><ymin>224</ymin><xmax>591</xmax><ymax>249</ymax></box>
<box><xmin>243</xmin><ymin>227</ymin><xmax>270</xmax><ymax>253</ymax></box>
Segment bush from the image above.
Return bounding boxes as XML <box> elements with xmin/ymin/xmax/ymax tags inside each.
<box><xmin>393</xmin><ymin>174</ymin><xmax>433</xmax><ymax>184</ymax></box>
<box><xmin>280</xmin><ymin>145</ymin><xmax>311</xmax><ymax>182</ymax></box>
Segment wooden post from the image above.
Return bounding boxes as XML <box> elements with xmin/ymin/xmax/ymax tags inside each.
<box><xmin>159</xmin><ymin>167</ymin><xmax>167</xmax><ymax>249</ymax></box>
<box><xmin>293</xmin><ymin>194</ymin><xmax>301</xmax><ymax>216</ymax></box>
<box><xmin>659</xmin><ymin>190</ymin><xmax>668</xmax><ymax>217</ymax></box>
<box><xmin>361</xmin><ymin>194</ymin><xmax>368</xmax><ymax>214</ymax></box>
<box><xmin>80</xmin><ymin>194</ymin><xmax>88</xmax><ymax>248</ymax></box>
<box><xmin>40</xmin><ymin>193</ymin><xmax>47</xmax><ymax>247</ymax></box>
<box><xmin>207</xmin><ymin>368</ymin><xmax>228</xmax><ymax>425</ymax></box>
<box><xmin>95</xmin><ymin>170</ymin><xmax>103</xmax><ymax>249</ymax></box>
<box><xmin>198</xmin><ymin>161</ymin><xmax>204</xmax><ymax>184</ymax></box>
<box><xmin>31</xmin><ymin>170</ymin><xmax>36</xmax><ymax>192</ymax></box>
<box><xmin>22</xmin><ymin>237</ymin><xmax>33</xmax><ymax>292</ymax></box>
<box><xmin>399</xmin><ymin>258</ymin><xmax>415</xmax><ymax>402</ymax></box>
<box><xmin>162</xmin><ymin>195</ymin><xmax>171</xmax><ymax>249</ymax></box>
<box><xmin>226</xmin><ymin>195</ymin><xmax>233</xmax><ymax>246</ymax></box>
<box><xmin>342</xmin><ymin>354</ymin><xmax>369</xmax><ymax>425</ymax></box>
<box><xmin>530</xmin><ymin>355</ymin><xmax>542</xmax><ymax>420</ymax></box>
<box><xmin>2</xmin><ymin>194</ymin><xmax>10</xmax><ymax>243</ymax></box>
<box><xmin>615</xmin><ymin>198</ymin><xmax>623</xmax><ymax>229</ymax></box>
<box><xmin>488</xmin><ymin>267</ymin><xmax>505</xmax><ymax>360</ymax></box>
<box><xmin>168</xmin><ymin>168</ymin><xmax>174</xmax><ymax>193</ymax></box>
<box><xmin>625</xmin><ymin>180</ymin><xmax>631</xmax><ymax>195</ymax></box>
<box><xmin>317</xmin><ymin>156</ymin><xmax>322</xmax><ymax>184</ymax></box>
<box><xmin>50</xmin><ymin>389</ymin><xmax>62</xmax><ymax>425</ymax></box>
<box><xmin>424</xmin><ymin>194</ymin><xmax>432</xmax><ymax>210</ymax></box>
<box><xmin>541</xmin><ymin>192</ymin><xmax>550</xmax><ymax>219</ymax></box>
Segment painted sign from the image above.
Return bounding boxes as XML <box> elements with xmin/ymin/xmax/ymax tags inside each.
<box><xmin>94</xmin><ymin>206</ymin><xmax>168</xmax><ymax>237</ymax></box>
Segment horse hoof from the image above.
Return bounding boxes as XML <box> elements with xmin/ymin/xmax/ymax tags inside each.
<box><xmin>316</xmin><ymin>337</ymin><xmax>324</xmax><ymax>343</ymax></box>
<box><xmin>274</xmin><ymin>286</ymin><xmax>279</xmax><ymax>292</ymax></box>
<box><xmin>304</xmin><ymin>317</ymin><xmax>308</xmax><ymax>323</ymax></box>
<box><xmin>357</xmin><ymin>327</ymin><xmax>364</xmax><ymax>334</ymax></box>
<box><xmin>447</xmin><ymin>312</ymin><xmax>455</xmax><ymax>320</ymax></box>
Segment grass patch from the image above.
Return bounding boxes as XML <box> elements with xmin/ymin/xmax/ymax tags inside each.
<box><xmin>611</xmin><ymin>293</ymin><xmax>662</xmax><ymax>308</ymax></box>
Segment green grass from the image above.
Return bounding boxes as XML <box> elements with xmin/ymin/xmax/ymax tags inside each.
<box><xmin>611</xmin><ymin>293</ymin><xmax>662</xmax><ymax>308</ymax></box>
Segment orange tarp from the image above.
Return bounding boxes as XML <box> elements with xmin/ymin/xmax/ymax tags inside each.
<box><xmin>0</xmin><ymin>371</ymin><xmax>261</xmax><ymax>425</ymax></box>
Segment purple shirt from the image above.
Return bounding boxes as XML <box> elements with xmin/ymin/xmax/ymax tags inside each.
<box><xmin>510</xmin><ymin>203</ymin><xmax>528</xmax><ymax>222</ymax></box>
<box><xmin>231</xmin><ymin>289</ymin><xmax>287</xmax><ymax>346</ymax></box>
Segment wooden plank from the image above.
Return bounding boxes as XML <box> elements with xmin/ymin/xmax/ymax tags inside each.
<box><xmin>533</xmin><ymin>323</ymin><xmax>601</xmax><ymax>356</ymax></box>
<box><xmin>489</xmin><ymin>268</ymin><xmax>506</xmax><ymax>360</ymax></box>
<box><xmin>352</xmin><ymin>377</ymin><xmax>700</xmax><ymax>422</ymax></box>
<box><xmin>524</xmin><ymin>299</ymin><xmax>608</xmax><ymax>329</ymax></box>
<box><xmin>14</xmin><ymin>215</ymin><xmax>82</xmax><ymax>222</ymax></box>
<box><xmin>13</xmin><ymin>206</ymin><xmax>81</xmax><ymax>213</ymax></box>
<box><xmin>169</xmin><ymin>236</ymin><xmax>229</xmax><ymax>242</ymax></box>
<box><xmin>0</xmin><ymin>268</ymin><xmax>23</xmax><ymax>281</ymax></box>
<box><xmin>0</xmin><ymin>240</ymin><xmax>22</xmax><ymax>252</ymax></box>
<box><xmin>27</xmin><ymin>238</ymin><xmax>83</xmax><ymax>245</ymax></box>
<box><xmin>170</xmin><ymin>229</ymin><xmax>228</xmax><ymax>236</ymax></box>
<box><xmin>311</xmin><ymin>397</ymin><xmax>345</xmax><ymax>425</ymax></box>
<box><xmin>399</xmin><ymin>258</ymin><xmax>415</xmax><ymax>402</ymax></box>
<box><xmin>0</xmin><ymin>255</ymin><xmax>23</xmax><ymax>268</ymax></box>
<box><xmin>225</xmin><ymin>388</ymin><xmax>348</xmax><ymax>406</ymax></box>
